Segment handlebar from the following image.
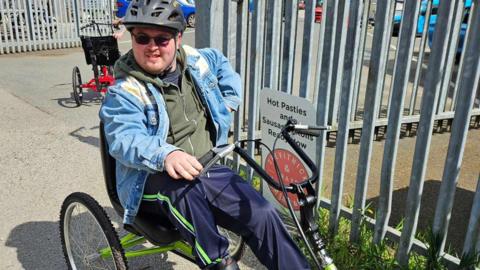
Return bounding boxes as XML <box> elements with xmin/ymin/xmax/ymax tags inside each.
<box><xmin>80</xmin><ymin>20</ymin><xmax>114</xmax><ymax>30</ymax></box>
<box><xmin>198</xmin><ymin>120</ymin><xmax>336</xmax><ymax>269</ymax></box>
<box><xmin>290</xmin><ymin>124</ymin><xmax>332</xmax><ymax>137</ymax></box>
<box><xmin>198</xmin><ymin>120</ymin><xmax>330</xmax><ymax>192</ymax></box>
<box><xmin>198</xmin><ymin>144</ymin><xmax>235</xmax><ymax>176</ymax></box>
<box><xmin>80</xmin><ymin>20</ymin><xmax>114</xmax><ymax>36</ymax></box>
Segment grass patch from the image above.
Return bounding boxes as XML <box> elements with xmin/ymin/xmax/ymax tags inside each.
<box><xmin>225</xmin><ymin>159</ymin><xmax>479</xmax><ymax>269</ymax></box>
<box><xmin>236</xmin><ymin>166</ymin><xmax>262</xmax><ymax>191</ymax></box>
<box><xmin>281</xmin><ymin>207</ymin><xmax>479</xmax><ymax>270</ymax></box>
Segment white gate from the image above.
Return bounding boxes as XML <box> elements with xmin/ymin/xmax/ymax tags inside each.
<box><xmin>0</xmin><ymin>0</ymin><xmax>113</xmax><ymax>54</ymax></box>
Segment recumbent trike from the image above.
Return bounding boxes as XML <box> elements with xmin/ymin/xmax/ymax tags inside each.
<box><xmin>59</xmin><ymin>120</ymin><xmax>337</xmax><ymax>269</ymax></box>
<box><xmin>71</xmin><ymin>21</ymin><xmax>120</xmax><ymax>107</ymax></box>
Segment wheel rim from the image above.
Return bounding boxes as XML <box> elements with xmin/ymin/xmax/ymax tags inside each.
<box><xmin>188</xmin><ymin>14</ymin><xmax>195</xmax><ymax>27</ymax></box>
<box><xmin>218</xmin><ymin>227</ymin><xmax>243</xmax><ymax>258</ymax></box>
<box><xmin>63</xmin><ymin>202</ymin><xmax>118</xmax><ymax>270</ymax></box>
<box><xmin>72</xmin><ymin>67</ymin><xmax>83</xmax><ymax>106</ymax></box>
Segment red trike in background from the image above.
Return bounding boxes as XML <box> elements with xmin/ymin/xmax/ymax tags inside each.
<box><xmin>72</xmin><ymin>21</ymin><xmax>120</xmax><ymax>106</ymax></box>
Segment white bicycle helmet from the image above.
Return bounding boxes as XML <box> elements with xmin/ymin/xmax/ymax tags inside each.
<box><xmin>123</xmin><ymin>0</ymin><xmax>187</xmax><ymax>33</ymax></box>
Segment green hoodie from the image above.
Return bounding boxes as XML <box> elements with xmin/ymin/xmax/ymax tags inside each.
<box><xmin>114</xmin><ymin>48</ymin><xmax>215</xmax><ymax>158</ymax></box>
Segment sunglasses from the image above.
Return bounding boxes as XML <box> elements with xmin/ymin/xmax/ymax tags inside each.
<box><xmin>131</xmin><ymin>33</ymin><xmax>174</xmax><ymax>46</ymax></box>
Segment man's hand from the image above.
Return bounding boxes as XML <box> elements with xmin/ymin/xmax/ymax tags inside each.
<box><xmin>113</xmin><ymin>28</ymin><xmax>126</xmax><ymax>40</ymax></box>
<box><xmin>164</xmin><ymin>150</ymin><xmax>203</xmax><ymax>181</ymax></box>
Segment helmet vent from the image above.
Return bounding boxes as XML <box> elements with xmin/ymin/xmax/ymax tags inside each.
<box><xmin>151</xmin><ymin>7</ymin><xmax>165</xmax><ymax>17</ymax></box>
<box><xmin>130</xmin><ymin>5</ymin><xmax>138</xmax><ymax>16</ymax></box>
<box><xmin>168</xmin><ymin>12</ymin><xmax>181</xmax><ymax>22</ymax></box>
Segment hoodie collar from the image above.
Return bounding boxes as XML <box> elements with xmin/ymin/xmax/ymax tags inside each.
<box><xmin>114</xmin><ymin>47</ymin><xmax>192</xmax><ymax>89</ymax></box>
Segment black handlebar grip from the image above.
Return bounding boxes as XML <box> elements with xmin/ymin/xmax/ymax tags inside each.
<box><xmin>198</xmin><ymin>150</ymin><xmax>217</xmax><ymax>167</ymax></box>
<box><xmin>294</xmin><ymin>128</ymin><xmax>322</xmax><ymax>137</ymax></box>
<box><xmin>292</xmin><ymin>124</ymin><xmax>330</xmax><ymax>137</ymax></box>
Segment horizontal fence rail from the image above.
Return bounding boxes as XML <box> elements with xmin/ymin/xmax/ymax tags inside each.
<box><xmin>197</xmin><ymin>0</ymin><xmax>480</xmax><ymax>267</ymax></box>
<box><xmin>0</xmin><ymin>0</ymin><xmax>113</xmax><ymax>54</ymax></box>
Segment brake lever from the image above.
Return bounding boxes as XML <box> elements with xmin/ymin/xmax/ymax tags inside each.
<box><xmin>197</xmin><ymin>144</ymin><xmax>235</xmax><ymax>176</ymax></box>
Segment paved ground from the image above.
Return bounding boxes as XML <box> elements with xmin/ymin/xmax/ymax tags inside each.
<box><xmin>0</xmin><ymin>19</ymin><xmax>479</xmax><ymax>270</ymax></box>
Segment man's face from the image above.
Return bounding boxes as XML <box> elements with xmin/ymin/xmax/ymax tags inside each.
<box><xmin>130</xmin><ymin>27</ymin><xmax>182</xmax><ymax>74</ymax></box>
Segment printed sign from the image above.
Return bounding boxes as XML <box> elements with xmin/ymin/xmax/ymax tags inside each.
<box><xmin>260</xmin><ymin>88</ymin><xmax>317</xmax><ymax>211</ymax></box>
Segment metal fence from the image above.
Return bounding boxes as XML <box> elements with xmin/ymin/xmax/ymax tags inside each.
<box><xmin>197</xmin><ymin>0</ymin><xmax>480</xmax><ymax>267</ymax></box>
<box><xmin>0</xmin><ymin>0</ymin><xmax>113</xmax><ymax>54</ymax></box>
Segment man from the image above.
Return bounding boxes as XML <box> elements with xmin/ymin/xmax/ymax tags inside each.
<box><xmin>99</xmin><ymin>1</ymin><xmax>310</xmax><ymax>269</ymax></box>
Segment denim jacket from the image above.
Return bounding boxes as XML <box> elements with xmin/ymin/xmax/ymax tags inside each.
<box><xmin>99</xmin><ymin>45</ymin><xmax>242</xmax><ymax>224</ymax></box>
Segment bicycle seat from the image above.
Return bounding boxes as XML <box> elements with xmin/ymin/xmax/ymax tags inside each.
<box><xmin>81</xmin><ymin>36</ymin><xmax>120</xmax><ymax>66</ymax></box>
<box><xmin>99</xmin><ymin>122</ymin><xmax>182</xmax><ymax>245</ymax></box>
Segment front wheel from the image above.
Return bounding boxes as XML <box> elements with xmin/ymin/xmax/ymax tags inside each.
<box><xmin>187</xmin><ymin>13</ymin><xmax>195</xmax><ymax>28</ymax></box>
<box><xmin>72</xmin><ymin>66</ymin><xmax>83</xmax><ymax>106</ymax></box>
<box><xmin>59</xmin><ymin>192</ymin><xmax>127</xmax><ymax>270</ymax></box>
<box><xmin>218</xmin><ymin>227</ymin><xmax>245</xmax><ymax>261</ymax></box>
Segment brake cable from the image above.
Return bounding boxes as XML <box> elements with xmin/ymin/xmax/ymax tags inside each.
<box><xmin>269</xmin><ymin>126</ymin><xmax>324</xmax><ymax>269</ymax></box>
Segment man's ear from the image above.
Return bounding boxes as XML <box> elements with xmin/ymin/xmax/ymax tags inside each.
<box><xmin>176</xmin><ymin>32</ymin><xmax>183</xmax><ymax>49</ymax></box>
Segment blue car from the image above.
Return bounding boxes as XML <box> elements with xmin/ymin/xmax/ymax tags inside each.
<box><xmin>392</xmin><ymin>0</ymin><xmax>405</xmax><ymax>36</ymax></box>
<box><xmin>178</xmin><ymin>0</ymin><xmax>196</xmax><ymax>28</ymax></box>
<box><xmin>392</xmin><ymin>0</ymin><xmax>471</xmax><ymax>55</ymax></box>
<box><xmin>115</xmin><ymin>0</ymin><xmax>195</xmax><ymax>28</ymax></box>
<box><xmin>392</xmin><ymin>0</ymin><xmax>425</xmax><ymax>36</ymax></box>
<box><xmin>424</xmin><ymin>0</ymin><xmax>471</xmax><ymax>54</ymax></box>
<box><xmin>115</xmin><ymin>0</ymin><xmax>131</xmax><ymax>18</ymax></box>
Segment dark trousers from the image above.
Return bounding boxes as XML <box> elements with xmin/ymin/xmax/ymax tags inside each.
<box><xmin>141</xmin><ymin>165</ymin><xmax>310</xmax><ymax>270</ymax></box>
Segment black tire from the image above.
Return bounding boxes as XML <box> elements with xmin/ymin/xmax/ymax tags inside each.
<box><xmin>60</xmin><ymin>192</ymin><xmax>127</xmax><ymax>270</ymax></box>
<box><xmin>72</xmin><ymin>66</ymin><xmax>83</xmax><ymax>106</ymax></box>
<box><xmin>108</xmin><ymin>66</ymin><xmax>114</xmax><ymax>77</ymax></box>
<box><xmin>93</xmin><ymin>64</ymin><xmax>101</xmax><ymax>93</ymax></box>
<box><xmin>187</xmin><ymin>13</ymin><xmax>195</xmax><ymax>28</ymax></box>
<box><xmin>218</xmin><ymin>227</ymin><xmax>245</xmax><ymax>262</ymax></box>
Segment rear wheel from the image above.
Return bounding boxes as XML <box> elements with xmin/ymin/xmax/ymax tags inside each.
<box><xmin>93</xmin><ymin>64</ymin><xmax>101</xmax><ymax>93</ymax></box>
<box><xmin>60</xmin><ymin>192</ymin><xmax>127</xmax><ymax>270</ymax></box>
<box><xmin>72</xmin><ymin>66</ymin><xmax>83</xmax><ymax>106</ymax></box>
<box><xmin>218</xmin><ymin>227</ymin><xmax>245</xmax><ymax>261</ymax></box>
<box><xmin>108</xmin><ymin>66</ymin><xmax>114</xmax><ymax>77</ymax></box>
<box><xmin>187</xmin><ymin>13</ymin><xmax>195</xmax><ymax>28</ymax></box>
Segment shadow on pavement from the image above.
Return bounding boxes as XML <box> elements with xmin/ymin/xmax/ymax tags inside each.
<box><xmin>5</xmin><ymin>220</ymin><xmax>69</xmax><ymax>270</ymax></box>
<box><xmin>54</xmin><ymin>89</ymin><xmax>103</xmax><ymax>109</ymax></box>
<box><xmin>5</xmin><ymin>205</ymin><xmax>177</xmax><ymax>270</ymax></box>
<box><xmin>367</xmin><ymin>179</ymin><xmax>474</xmax><ymax>254</ymax></box>
<box><xmin>69</xmin><ymin>126</ymin><xmax>100</xmax><ymax>148</ymax></box>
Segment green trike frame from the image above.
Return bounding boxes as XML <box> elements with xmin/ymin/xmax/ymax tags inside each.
<box><xmin>59</xmin><ymin>123</ymin><xmax>244</xmax><ymax>270</ymax></box>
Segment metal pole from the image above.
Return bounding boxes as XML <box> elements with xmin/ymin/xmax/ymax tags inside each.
<box><xmin>408</xmin><ymin>0</ymin><xmax>433</xmax><ymax>116</ymax></box>
<box><xmin>374</xmin><ymin>0</ymin><xmax>422</xmax><ymax>244</ymax></box>
<box><xmin>433</xmin><ymin>0</ymin><xmax>480</xmax><ymax>256</ymax></box>
<box><xmin>299</xmin><ymin>0</ymin><xmax>317</xmax><ymax>99</ymax></box>
<box><xmin>350</xmin><ymin>0</ymin><xmax>396</xmax><ymax>244</ymax></box>
<box><xmin>280</xmin><ymin>0</ymin><xmax>298</xmax><ymax>94</ymax></box>
<box><xmin>396</xmin><ymin>0</ymin><xmax>458</xmax><ymax>264</ymax></box>
<box><xmin>462</xmin><ymin>175</ymin><xmax>480</xmax><ymax>266</ymax></box>
<box><xmin>329</xmin><ymin>0</ymin><xmax>355</xmax><ymax>235</ymax></box>
<box><xmin>247</xmin><ymin>0</ymin><xmax>265</xmax><ymax>182</ymax></box>
<box><xmin>314</xmin><ymin>0</ymin><xmax>334</xmax><ymax>210</ymax></box>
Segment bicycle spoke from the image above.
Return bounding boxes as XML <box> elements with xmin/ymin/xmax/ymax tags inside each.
<box><xmin>64</xmin><ymin>201</ymin><xmax>117</xmax><ymax>269</ymax></box>
<box><xmin>70</xmin><ymin>205</ymin><xmax>90</xmax><ymax>257</ymax></box>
